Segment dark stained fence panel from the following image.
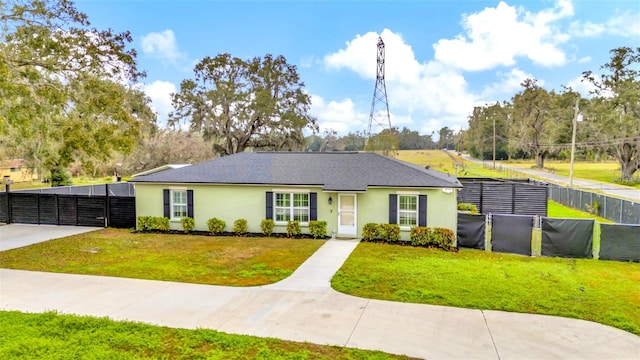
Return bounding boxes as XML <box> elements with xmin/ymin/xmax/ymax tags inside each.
<box><xmin>109</xmin><ymin>197</ymin><xmax>136</xmax><ymax>228</ymax></box>
<box><xmin>58</xmin><ymin>196</ymin><xmax>78</xmax><ymax>225</ymax></box>
<box><xmin>0</xmin><ymin>193</ymin><xmax>7</xmax><ymax>222</ymax></box>
<box><xmin>77</xmin><ymin>197</ymin><xmax>105</xmax><ymax>227</ymax></box>
<box><xmin>457</xmin><ymin>182</ymin><xmax>481</xmax><ymax>209</ymax></box>
<box><xmin>482</xmin><ymin>184</ymin><xmax>513</xmax><ymax>214</ymax></box>
<box><xmin>514</xmin><ymin>184</ymin><xmax>547</xmax><ymax>216</ymax></box>
<box><xmin>11</xmin><ymin>193</ymin><xmax>38</xmax><ymax>224</ymax></box>
<box><xmin>38</xmin><ymin>194</ymin><xmax>58</xmax><ymax>225</ymax></box>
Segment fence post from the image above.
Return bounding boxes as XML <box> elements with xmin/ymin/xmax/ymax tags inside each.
<box><xmin>485</xmin><ymin>213</ymin><xmax>492</xmax><ymax>252</ymax></box>
<box><xmin>105</xmin><ymin>183</ymin><xmax>110</xmax><ymax>228</ymax></box>
<box><xmin>593</xmin><ymin>222</ymin><xmax>601</xmax><ymax>260</ymax></box>
<box><xmin>531</xmin><ymin>215</ymin><xmax>542</xmax><ymax>257</ymax></box>
<box><xmin>5</xmin><ymin>183</ymin><xmax>11</xmax><ymax>224</ymax></box>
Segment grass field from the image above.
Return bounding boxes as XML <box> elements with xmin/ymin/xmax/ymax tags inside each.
<box><xmin>396</xmin><ymin>150</ymin><xmax>506</xmax><ymax>178</ymax></box>
<box><xmin>332</xmin><ymin>243</ymin><xmax>640</xmax><ymax>335</ymax></box>
<box><xmin>0</xmin><ymin>229</ymin><xmax>324</xmax><ymax>286</ymax></box>
<box><xmin>0</xmin><ymin>311</ymin><xmax>409</xmax><ymax>360</ymax></box>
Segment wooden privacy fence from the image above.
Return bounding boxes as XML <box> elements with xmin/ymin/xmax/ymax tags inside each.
<box><xmin>457</xmin><ymin>212</ymin><xmax>640</xmax><ymax>262</ymax></box>
<box><xmin>0</xmin><ymin>183</ymin><xmax>135</xmax><ymax>228</ymax></box>
<box><xmin>457</xmin><ymin>178</ymin><xmax>548</xmax><ymax>216</ymax></box>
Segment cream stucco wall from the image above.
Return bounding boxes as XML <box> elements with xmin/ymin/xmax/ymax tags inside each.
<box><xmin>134</xmin><ymin>183</ymin><xmax>458</xmax><ymax>239</ymax></box>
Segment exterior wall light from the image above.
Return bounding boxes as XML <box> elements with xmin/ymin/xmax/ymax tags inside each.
<box><xmin>328</xmin><ymin>196</ymin><xmax>333</xmax><ymax>205</ymax></box>
<box><xmin>442</xmin><ymin>188</ymin><xmax>453</xmax><ymax>194</ymax></box>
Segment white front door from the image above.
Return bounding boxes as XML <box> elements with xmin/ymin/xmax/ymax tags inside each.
<box><xmin>338</xmin><ymin>194</ymin><xmax>357</xmax><ymax>236</ymax></box>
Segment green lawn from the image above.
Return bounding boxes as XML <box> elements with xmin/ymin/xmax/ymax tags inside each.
<box><xmin>0</xmin><ymin>311</ymin><xmax>410</xmax><ymax>360</ymax></box>
<box><xmin>332</xmin><ymin>243</ymin><xmax>640</xmax><ymax>335</ymax></box>
<box><xmin>547</xmin><ymin>200</ymin><xmax>612</xmax><ymax>223</ymax></box>
<box><xmin>0</xmin><ymin>229</ymin><xmax>324</xmax><ymax>286</ymax></box>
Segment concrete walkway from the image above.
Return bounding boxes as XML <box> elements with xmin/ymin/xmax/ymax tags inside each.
<box><xmin>1</xmin><ymin>233</ymin><xmax>639</xmax><ymax>359</ymax></box>
<box><xmin>0</xmin><ymin>224</ymin><xmax>99</xmax><ymax>251</ymax></box>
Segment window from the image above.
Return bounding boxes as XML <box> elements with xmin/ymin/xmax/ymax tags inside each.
<box><xmin>274</xmin><ymin>192</ymin><xmax>309</xmax><ymax>223</ymax></box>
<box><xmin>171</xmin><ymin>190</ymin><xmax>187</xmax><ymax>220</ymax></box>
<box><xmin>398</xmin><ymin>195</ymin><xmax>418</xmax><ymax>227</ymax></box>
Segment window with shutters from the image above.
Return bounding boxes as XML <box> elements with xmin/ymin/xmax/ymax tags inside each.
<box><xmin>398</xmin><ymin>195</ymin><xmax>418</xmax><ymax>227</ymax></box>
<box><xmin>274</xmin><ymin>192</ymin><xmax>309</xmax><ymax>224</ymax></box>
<box><xmin>171</xmin><ymin>190</ymin><xmax>188</xmax><ymax>220</ymax></box>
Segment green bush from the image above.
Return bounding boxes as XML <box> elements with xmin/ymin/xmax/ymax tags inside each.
<box><xmin>410</xmin><ymin>226</ymin><xmax>432</xmax><ymax>246</ymax></box>
<box><xmin>153</xmin><ymin>217</ymin><xmax>170</xmax><ymax>232</ymax></box>
<box><xmin>261</xmin><ymin>219</ymin><xmax>275</xmax><ymax>236</ymax></box>
<box><xmin>50</xmin><ymin>166</ymin><xmax>72</xmax><ymax>187</ymax></box>
<box><xmin>309</xmin><ymin>220</ymin><xmax>327</xmax><ymax>239</ymax></box>
<box><xmin>458</xmin><ymin>203</ymin><xmax>479</xmax><ymax>214</ymax></box>
<box><xmin>376</xmin><ymin>223</ymin><xmax>400</xmax><ymax>243</ymax></box>
<box><xmin>432</xmin><ymin>227</ymin><xmax>455</xmax><ymax>250</ymax></box>
<box><xmin>383</xmin><ymin>223</ymin><xmax>400</xmax><ymax>242</ymax></box>
<box><xmin>362</xmin><ymin>223</ymin><xmax>378</xmax><ymax>241</ymax></box>
<box><xmin>286</xmin><ymin>220</ymin><xmax>301</xmax><ymax>237</ymax></box>
<box><xmin>233</xmin><ymin>219</ymin><xmax>248</xmax><ymax>235</ymax></box>
<box><xmin>137</xmin><ymin>216</ymin><xmax>169</xmax><ymax>232</ymax></box>
<box><xmin>181</xmin><ymin>217</ymin><xmax>195</xmax><ymax>233</ymax></box>
<box><xmin>207</xmin><ymin>218</ymin><xmax>226</xmax><ymax>234</ymax></box>
<box><xmin>137</xmin><ymin>216</ymin><xmax>152</xmax><ymax>231</ymax></box>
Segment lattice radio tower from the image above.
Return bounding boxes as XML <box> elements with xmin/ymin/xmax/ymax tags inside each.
<box><xmin>367</xmin><ymin>36</ymin><xmax>392</xmax><ymax>139</ymax></box>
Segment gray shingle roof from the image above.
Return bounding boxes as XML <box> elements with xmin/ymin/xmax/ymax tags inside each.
<box><xmin>130</xmin><ymin>152</ymin><xmax>462</xmax><ymax>191</ymax></box>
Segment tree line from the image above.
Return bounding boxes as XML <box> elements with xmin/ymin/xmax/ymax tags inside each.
<box><xmin>463</xmin><ymin>47</ymin><xmax>639</xmax><ymax>181</ymax></box>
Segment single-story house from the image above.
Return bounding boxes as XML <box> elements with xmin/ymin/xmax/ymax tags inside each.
<box><xmin>130</xmin><ymin>152</ymin><xmax>463</xmax><ymax>240</ymax></box>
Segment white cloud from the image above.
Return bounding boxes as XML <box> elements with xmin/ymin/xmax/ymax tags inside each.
<box><xmin>143</xmin><ymin>80</ymin><xmax>176</xmax><ymax>126</ymax></box>
<box><xmin>324</xmin><ymin>29</ymin><xmax>422</xmax><ymax>84</ymax></box>
<box><xmin>577</xmin><ymin>56</ymin><xmax>591</xmax><ymax>64</ymax></box>
<box><xmin>480</xmin><ymin>68</ymin><xmax>536</xmax><ymax>99</ymax></box>
<box><xmin>309</xmin><ymin>95</ymin><xmax>368</xmax><ymax>133</ymax></box>
<box><xmin>433</xmin><ymin>1</ymin><xmax>571</xmax><ymax>71</ymax></box>
<box><xmin>140</xmin><ymin>29</ymin><xmax>188</xmax><ymax>66</ymax></box>
<box><xmin>570</xmin><ymin>11</ymin><xmax>640</xmax><ymax>38</ymax></box>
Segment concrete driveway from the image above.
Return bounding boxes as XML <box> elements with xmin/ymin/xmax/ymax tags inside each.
<box><xmin>0</xmin><ymin>224</ymin><xmax>99</xmax><ymax>251</ymax></box>
<box><xmin>1</xmin><ymin>236</ymin><xmax>638</xmax><ymax>359</ymax></box>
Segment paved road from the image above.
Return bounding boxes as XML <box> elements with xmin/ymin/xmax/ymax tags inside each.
<box><xmin>1</xmin><ymin>225</ymin><xmax>638</xmax><ymax>359</ymax></box>
<box><xmin>461</xmin><ymin>155</ymin><xmax>640</xmax><ymax>202</ymax></box>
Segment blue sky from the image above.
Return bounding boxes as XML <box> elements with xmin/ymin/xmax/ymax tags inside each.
<box><xmin>76</xmin><ymin>0</ymin><xmax>640</xmax><ymax>136</ymax></box>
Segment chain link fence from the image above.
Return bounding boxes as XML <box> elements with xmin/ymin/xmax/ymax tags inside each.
<box><xmin>548</xmin><ymin>184</ymin><xmax>640</xmax><ymax>225</ymax></box>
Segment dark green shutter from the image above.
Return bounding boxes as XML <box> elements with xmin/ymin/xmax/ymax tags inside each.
<box><xmin>187</xmin><ymin>190</ymin><xmax>194</xmax><ymax>218</ymax></box>
<box><xmin>389</xmin><ymin>194</ymin><xmax>397</xmax><ymax>224</ymax></box>
<box><xmin>310</xmin><ymin>192</ymin><xmax>317</xmax><ymax>221</ymax></box>
<box><xmin>266</xmin><ymin>192</ymin><xmax>273</xmax><ymax>219</ymax></box>
<box><xmin>163</xmin><ymin>189</ymin><xmax>170</xmax><ymax>218</ymax></box>
<box><xmin>418</xmin><ymin>195</ymin><xmax>427</xmax><ymax>226</ymax></box>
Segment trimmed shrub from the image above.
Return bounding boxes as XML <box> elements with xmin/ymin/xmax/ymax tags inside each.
<box><xmin>458</xmin><ymin>203</ymin><xmax>479</xmax><ymax>214</ymax></box>
<box><xmin>181</xmin><ymin>217</ymin><xmax>195</xmax><ymax>233</ymax></box>
<box><xmin>309</xmin><ymin>220</ymin><xmax>327</xmax><ymax>239</ymax></box>
<box><xmin>136</xmin><ymin>216</ymin><xmax>169</xmax><ymax>232</ymax></box>
<box><xmin>207</xmin><ymin>218</ymin><xmax>226</xmax><ymax>234</ymax></box>
<box><xmin>137</xmin><ymin>216</ymin><xmax>152</xmax><ymax>231</ymax></box>
<box><xmin>261</xmin><ymin>219</ymin><xmax>275</xmax><ymax>236</ymax></box>
<box><xmin>410</xmin><ymin>226</ymin><xmax>432</xmax><ymax>247</ymax></box>
<box><xmin>153</xmin><ymin>217</ymin><xmax>170</xmax><ymax>232</ymax></box>
<box><xmin>362</xmin><ymin>223</ymin><xmax>378</xmax><ymax>241</ymax></box>
<box><xmin>286</xmin><ymin>220</ymin><xmax>301</xmax><ymax>237</ymax></box>
<box><xmin>377</xmin><ymin>223</ymin><xmax>400</xmax><ymax>243</ymax></box>
<box><xmin>432</xmin><ymin>227</ymin><xmax>455</xmax><ymax>250</ymax></box>
<box><xmin>233</xmin><ymin>219</ymin><xmax>248</xmax><ymax>235</ymax></box>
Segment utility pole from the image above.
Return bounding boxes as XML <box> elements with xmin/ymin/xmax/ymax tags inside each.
<box><xmin>367</xmin><ymin>36</ymin><xmax>391</xmax><ymax>143</ymax></box>
<box><xmin>569</xmin><ymin>97</ymin><xmax>581</xmax><ymax>188</ymax></box>
<box><xmin>492</xmin><ymin>116</ymin><xmax>496</xmax><ymax>170</ymax></box>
